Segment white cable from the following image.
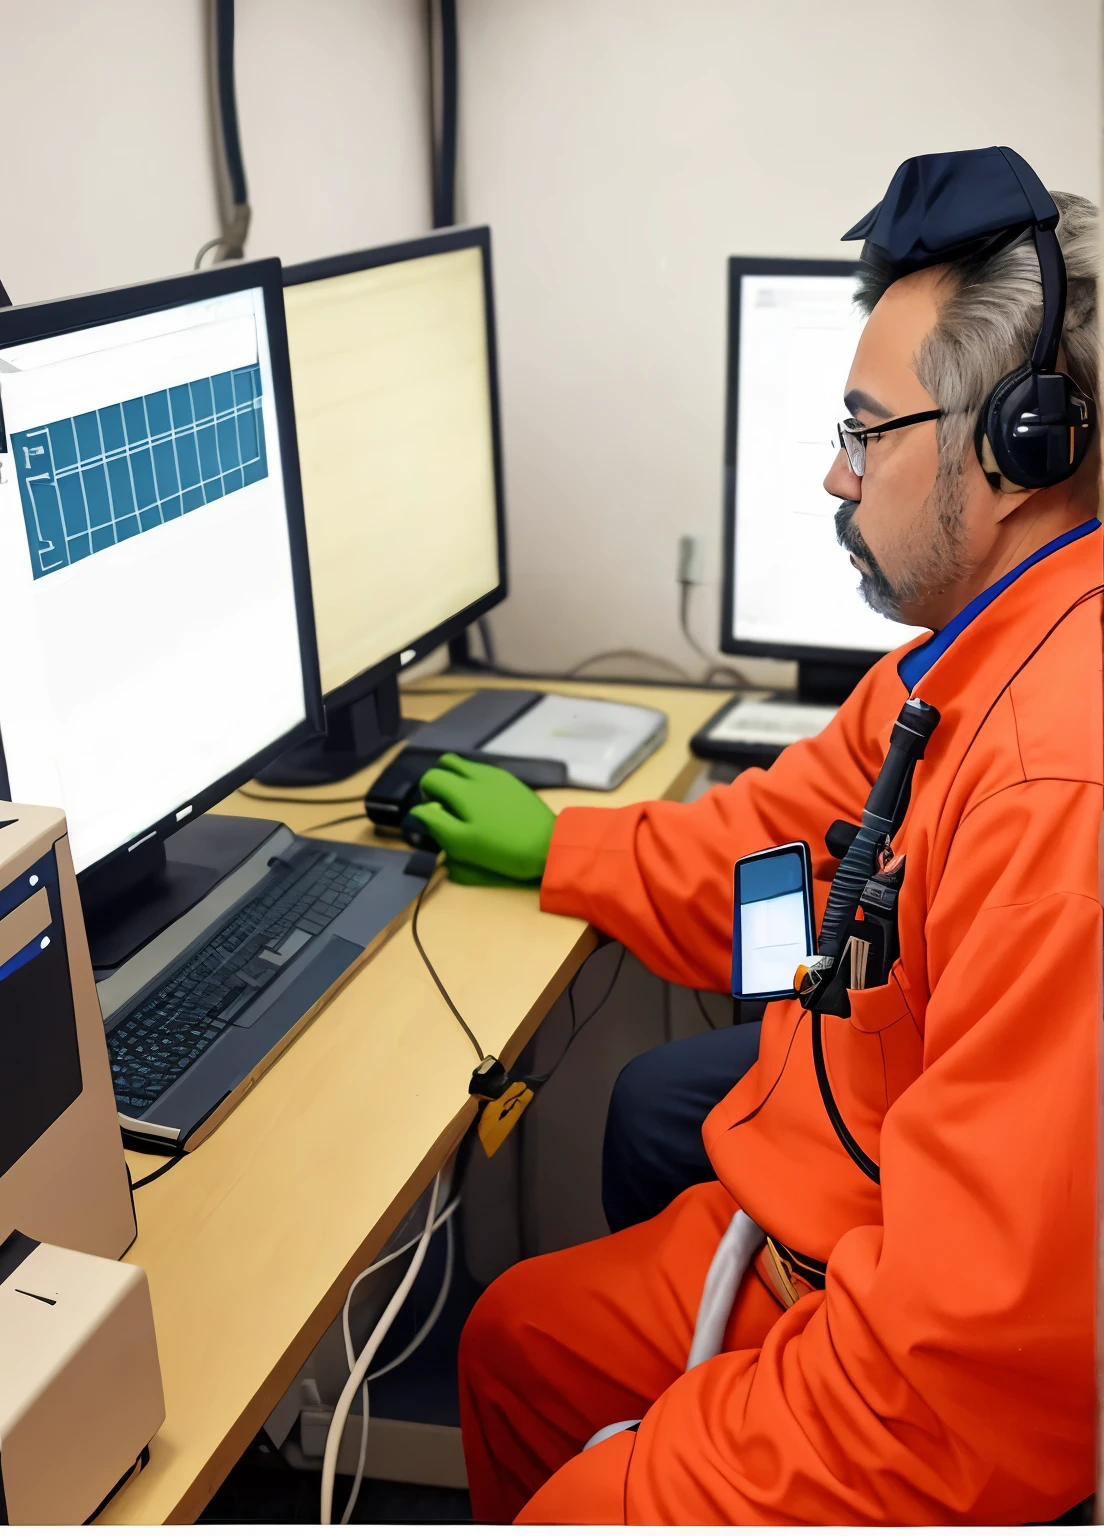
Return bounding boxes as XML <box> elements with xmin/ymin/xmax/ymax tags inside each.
<box><xmin>338</xmin><ymin>1213</ymin><xmax>457</xmax><ymax>1522</ymax></box>
<box><xmin>339</xmin><ymin>1379</ymin><xmax>369</xmax><ymax>1526</ymax></box>
<box><xmin>341</xmin><ymin>1194</ymin><xmax>460</xmax><ymax>1325</ymax></box>
<box><xmin>320</xmin><ymin>1172</ymin><xmax>441</xmax><ymax>1525</ymax></box>
<box><xmin>336</xmin><ymin>1190</ymin><xmax>460</xmax><ymax>1522</ymax></box>
<box><xmin>370</xmin><ymin>1214</ymin><xmax>455</xmax><ymax>1383</ymax></box>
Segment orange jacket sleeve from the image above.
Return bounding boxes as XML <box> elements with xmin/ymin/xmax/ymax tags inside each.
<box><xmin>622</xmin><ymin>776</ymin><xmax>1101</xmax><ymax>1524</ymax></box>
<box><xmin>540</xmin><ymin>675</ymin><xmax>898</xmax><ymax>992</ymax></box>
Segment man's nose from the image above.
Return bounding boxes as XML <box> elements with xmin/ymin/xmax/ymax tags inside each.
<box><xmin>824</xmin><ymin>446</ymin><xmax>861</xmax><ymax>502</ymax></box>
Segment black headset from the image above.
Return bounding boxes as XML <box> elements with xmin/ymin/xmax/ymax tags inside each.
<box><xmin>975</xmin><ymin>222</ymin><xmax>1096</xmax><ymax>492</ymax></box>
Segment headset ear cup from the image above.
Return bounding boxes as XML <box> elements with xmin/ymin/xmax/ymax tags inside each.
<box><xmin>979</xmin><ymin>363</ymin><xmax>1034</xmax><ymax>489</ymax></box>
<box><xmin>979</xmin><ymin>363</ymin><xmax>1094</xmax><ymax>490</ymax></box>
<box><xmin>974</xmin><ymin>409</ymin><xmax>1012</xmax><ymax>491</ymax></box>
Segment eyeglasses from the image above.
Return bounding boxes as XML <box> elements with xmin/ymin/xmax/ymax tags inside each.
<box><xmin>835</xmin><ymin>409</ymin><xmax>944</xmax><ymax>477</ymax></box>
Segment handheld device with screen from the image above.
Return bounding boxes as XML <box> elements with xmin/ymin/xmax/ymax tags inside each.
<box><xmin>731</xmin><ymin>841</ymin><xmax>815</xmax><ymax>1001</ymax></box>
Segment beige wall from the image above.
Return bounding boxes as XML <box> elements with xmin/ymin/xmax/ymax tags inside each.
<box><xmin>0</xmin><ymin>0</ymin><xmax>430</xmax><ymax>305</ymax></box>
<box><xmin>458</xmin><ymin>0</ymin><xmax>1103</xmax><ymax>681</ymax></box>
<box><xmin>3</xmin><ymin>2</ymin><xmax>1099</xmax><ymax>684</ymax></box>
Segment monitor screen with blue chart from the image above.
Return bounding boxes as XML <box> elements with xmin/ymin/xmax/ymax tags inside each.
<box><xmin>0</xmin><ymin>277</ymin><xmax>313</xmax><ymax>875</ymax></box>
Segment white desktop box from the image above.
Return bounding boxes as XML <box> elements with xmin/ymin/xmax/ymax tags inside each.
<box><xmin>0</xmin><ymin>1234</ymin><xmax>164</xmax><ymax>1524</ymax></box>
<box><xmin>0</xmin><ymin>805</ymin><xmax>164</xmax><ymax>1523</ymax></box>
<box><xmin>0</xmin><ymin>803</ymin><xmax>136</xmax><ymax>1258</ymax></box>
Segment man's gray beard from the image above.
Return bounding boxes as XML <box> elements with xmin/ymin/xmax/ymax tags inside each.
<box><xmin>834</xmin><ymin>462</ymin><xmax>969</xmax><ymax>623</ymax></box>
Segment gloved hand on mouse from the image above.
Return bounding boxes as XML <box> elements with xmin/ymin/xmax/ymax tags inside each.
<box><xmin>406</xmin><ymin>753</ymin><xmax>555</xmax><ymax>887</ymax></box>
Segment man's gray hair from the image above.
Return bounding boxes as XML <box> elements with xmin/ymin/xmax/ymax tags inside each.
<box><xmin>855</xmin><ymin>190</ymin><xmax>1099</xmax><ymax>468</ymax></box>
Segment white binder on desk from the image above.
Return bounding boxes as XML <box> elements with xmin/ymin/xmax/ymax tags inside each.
<box><xmin>481</xmin><ymin>694</ymin><xmax>667</xmax><ymax>791</ymax></box>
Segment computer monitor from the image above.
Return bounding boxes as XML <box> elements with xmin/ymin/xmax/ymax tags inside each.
<box><xmin>257</xmin><ymin>225</ymin><xmax>507</xmax><ymax>785</ymax></box>
<box><xmin>0</xmin><ymin>260</ymin><xmax>323</xmax><ymax>953</ymax></box>
<box><xmin>720</xmin><ymin>257</ymin><xmax>922</xmax><ymax>701</ymax></box>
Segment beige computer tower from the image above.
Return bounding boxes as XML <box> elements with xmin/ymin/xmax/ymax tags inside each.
<box><xmin>0</xmin><ymin>804</ymin><xmax>136</xmax><ymax>1259</ymax></box>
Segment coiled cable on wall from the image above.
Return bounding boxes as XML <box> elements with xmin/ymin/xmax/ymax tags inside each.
<box><xmin>195</xmin><ymin>0</ymin><xmax>252</xmax><ymax>267</ymax></box>
<box><xmin>428</xmin><ymin>0</ymin><xmax>459</xmax><ymax>229</ymax></box>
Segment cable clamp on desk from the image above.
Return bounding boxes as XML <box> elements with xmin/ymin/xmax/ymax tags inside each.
<box><xmin>469</xmin><ymin>1054</ymin><xmax>511</xmax><ymax>1101</ymax></box>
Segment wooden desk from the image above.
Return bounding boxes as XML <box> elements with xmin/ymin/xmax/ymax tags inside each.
<box><xmin>103</xmin><ymin>679</ymin><xmax>727</xmax><ymax>1524</ymax></box>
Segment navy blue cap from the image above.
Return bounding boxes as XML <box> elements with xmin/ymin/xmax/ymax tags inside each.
<box><xmin>842</xmin><ymin>147</ymin><xmax>1057</xmax><ymax>278</ymax></box>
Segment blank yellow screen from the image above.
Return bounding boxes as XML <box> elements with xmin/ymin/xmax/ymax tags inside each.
<box><xmin>284</xmin><ymin>246</ymin><xmax>501</xmax><ymax>696</ymax></box>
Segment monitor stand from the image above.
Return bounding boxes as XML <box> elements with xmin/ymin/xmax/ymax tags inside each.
<box><xmin>80</xmin><ymin>814</ymin><xmax>281</xmax><ymax>973</ymax></box>
<box><xmin>254</xmin><ymin>677</ymin><xmax>407</xmax><ymax>788</ymax></box>
<box><xmin>796</xmin><ymin>658</ymin><xmax>873</xmax><ymax>705</ymax></box>
<box><xmin>252</xmin><ymin>674</ymin><xmax>556</xmax><ymax>790</ymax></box>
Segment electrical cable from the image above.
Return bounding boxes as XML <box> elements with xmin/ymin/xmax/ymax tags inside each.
<box><xmin>130</xmin><ymin>1152</ymin><xmax>185</xmax><ymax>1190</ymax></box>
<box><xmin>527</xmin><ymin>948</ymin><xmax>627</xmax><ymax>1088</ymax></box>
<box><xmin>195</xmin><ymin>0</ymin><xmax>251</xmax><ymax>268</ymax></box>
<box><xmin>304</xmin><ymin>812</ymin><xmax>368</xmax><ymax>835</ymax></box>
<box><xmin>475</xmin><ymin>616</ymin><xmax>498</xmax><ymax>669</ymax></box>
<box><xmin>367</xmin><ymin>1216</ymin><xmax>455</xmax><ymax>1384</ymax></box>
<box><xmin>679</xmin><ymin>581</ymin><xmax>750</xmax><ymax>688</ymax></box>
<box><xmin>345</xmin><ymin>1194</ymin><xmax>461</xmax><ymax>1294</ymax></box>
<box><xmin>407</xmin><ymin>877</ymin><xmax>625</xmax><ymax>1094</ymax></box>
<box><xmin>566</xmin><ymin>647</ymin><xmax>691</xmax><ymax>680</ymax></box>
<box><xmin>410</xmin><ymin>882</ymin><xmax>485</xmax><ymax>1062</ymax></box>
<box><xmin>694</xmin><ymin>989</ymin><xmax>721</xmax><ymax>1030</ymax></box>
<box><xmin>565</xmin><ymin>967</ymin><xmax>579</xmax><ymax>1035</ymax></box>
<box><xmin>237</xmin><ymin>788</ymin><xmax>364</xmax><ymax>807</ymax></box>
<box><xmin>337</xmin><ymin>1190</ymin><xmax>460</xmax><ymax>1522</ymax></box>
<box><xmin>193</xmin><ymin>237</ymin><xmax>227</xmax><ymax>270</ymax></box>
<box><xmin>320</xmin><ymin>1171</ymin><xmax>442</xmax><ymax>1524</ymax></box>
<box><xmin>446</xmin><ymin>582</ymin><xmax>750</xmax><ymax>693</ymax></box>
<box><xmin>430</xmin><ymin>0</ymin><xmax>459</xmax><ymax>229</ymax></box>
<box><xmin>678</xmin><ymin>581</ymin><xmax>713</xmax><ymax>666</ymax></box>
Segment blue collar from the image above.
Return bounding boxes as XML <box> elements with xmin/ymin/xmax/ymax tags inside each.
<box><xmin>897</xmin><ymin>519</ymin><xmax>1100</xmax><ymax>690</ymax></box>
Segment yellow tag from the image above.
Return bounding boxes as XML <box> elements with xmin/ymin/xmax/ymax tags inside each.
<box><xmin>477</xmin><ymin>1082</ymin><xmax>534</xmax><ymax>1157</ymax></box>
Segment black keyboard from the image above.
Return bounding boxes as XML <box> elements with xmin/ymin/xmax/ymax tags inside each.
<box><xmin>108</xmin><ymin>847</ymin><xmax>375</xmax><ymax>1115</ymax></box>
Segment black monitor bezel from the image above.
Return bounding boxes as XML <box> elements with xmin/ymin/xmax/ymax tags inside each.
<box><xmin>719</xmin><ymin>254</ymin><xmax>891</xmax><ymax>670</ymax></box>
<box><xmin>281</xmin><ymin>224</ymin><xmax>509</xmax><ymax>715</ymax></box>
<box><xmin>0</xmin><ymin>257</ymin><xmax>326</xmax><ymax>882</ymax></box>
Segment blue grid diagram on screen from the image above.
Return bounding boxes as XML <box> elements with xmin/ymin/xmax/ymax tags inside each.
<box><xmin>11</xmin><ymin>364</ymin><xmax>268</xmax><ymax>580</ymax></box>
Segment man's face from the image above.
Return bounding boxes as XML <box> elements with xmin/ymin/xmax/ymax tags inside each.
<box><xmin>823</xmin><ymin>267</ymin><xmax>988</xmax><ymax>628</ymax></box>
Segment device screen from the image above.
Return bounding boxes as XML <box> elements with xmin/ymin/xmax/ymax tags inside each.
<box><xmin>0</xmin><ymin>287</ymin><xmax>308</xmax><ymax>873</ymax></box>
<box><xmin>727</xmin><ymin>270</ymin><xmax>923</xmax><ymax>655</ymax></box>
<box><xmin>284</xmin><ymin>244</ymin><xmax>501</xmax><ymax>696</ymax></box>
<box><xmin>731</xmin><ymin>841</ymin><xmax>814</xmax><ymax>1000</ymax></box>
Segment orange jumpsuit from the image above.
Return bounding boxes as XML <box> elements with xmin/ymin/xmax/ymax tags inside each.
<box><xmin>458</xmin><ymin>526</ymin><xmax>1104</xmax><ymax>1524</ymax></box>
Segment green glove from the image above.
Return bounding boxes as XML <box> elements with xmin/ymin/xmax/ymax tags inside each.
<box><xmin>407</xmin><ymin>753</ymin><xmax>556</xmax><ymax>884</ymax></box>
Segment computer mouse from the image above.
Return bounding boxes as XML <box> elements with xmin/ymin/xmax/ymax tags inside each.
<box><xmin>400</xmin><ymin>808</ymin><xmax>440</xmax><ymax>854</ymax></box>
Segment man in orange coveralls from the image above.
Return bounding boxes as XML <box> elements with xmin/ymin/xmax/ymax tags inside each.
<box><xmin>411</xmin><ymin>148</ymin><xmax>1104</xmax><ymax>1524</ymax></box>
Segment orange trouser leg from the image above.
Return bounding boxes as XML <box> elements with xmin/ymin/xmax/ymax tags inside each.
<box><xmin>458</xmin><ymin>1181</ymin><xmax>782</xmax><ymax>1524</ymax></box>
<box><xmin>517</xmin><ymin>1428</ymin><xmax>637</xmax><ymax>1525</ymax></box>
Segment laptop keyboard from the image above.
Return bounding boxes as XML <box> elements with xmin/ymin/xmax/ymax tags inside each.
<box><xmin>107</xmin><ymin>847</ymin><xmax>375</xmax><ymax>1116</ymax></box>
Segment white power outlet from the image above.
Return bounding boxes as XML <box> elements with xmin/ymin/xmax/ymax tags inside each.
<box><xmin>677</xmin><ymin>534</ymin><xmax>706</xmax><ymax>585</ymax></box>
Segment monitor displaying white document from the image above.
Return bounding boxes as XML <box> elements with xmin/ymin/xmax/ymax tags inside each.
<box><xmin>722</xmin><ymin>259</ymin><xmax>923</xmax><ymax>662</ymax></box>
<box><xmin>0</xmin><ymin>264</ymin><xmax>319</xmax><ymax>875</ymax></box>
